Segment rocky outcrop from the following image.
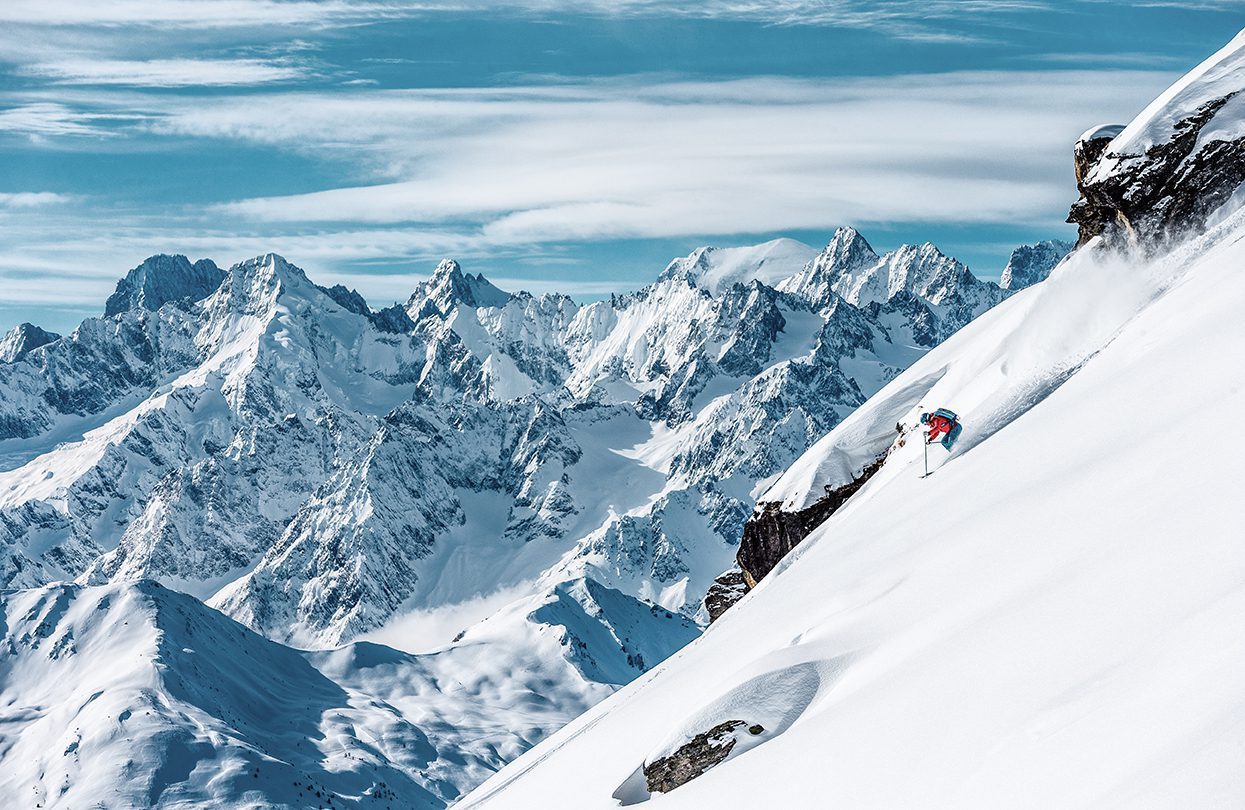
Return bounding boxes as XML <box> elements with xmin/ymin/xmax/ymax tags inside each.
<box><xmin>703</xmin><ymin>569</ymin><xmax>747</xmax><ymax>622</ymax></box>
<box><xmin>1072</xmin><ymin>124</ymin><xmax>1126</xmax><ymax>186</ymax></box>
<box><xmin>643</xmin><ymin>720</ymin><xmax>763</xmax><ymax>794</ymax></box>
<box><xmin>1067</xmin><ymin>36</ymin><xmax>1245</xmax><ymax>250</ymax></box>
<box><xmin>1067</xmin><ymin>101</ymin><xmax>1245</xmax><ymax>247</ymax></box>
<box><xmin>737</xmin><ymin>452</ymin><xmax>886</xmax><ymax>588</ymax></box>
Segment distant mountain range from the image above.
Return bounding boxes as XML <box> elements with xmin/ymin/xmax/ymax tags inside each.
<box><xmin>0</xmin><ymin>226</ymin><xmax>1066</xmax><ymax>807</ymax></box>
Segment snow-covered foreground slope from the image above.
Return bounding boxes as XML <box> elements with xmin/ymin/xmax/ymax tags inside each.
<box><xmin>461</xmin><ymin>200</ymin><xmax>1245</xmax><ymax>807</ymax></box>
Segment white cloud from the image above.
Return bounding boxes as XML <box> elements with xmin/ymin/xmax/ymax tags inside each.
<box><xmin>0</xmin><ymin>192</ymin><xmax>73</xmax><ymax>208</ymax></box>
<box><xmin>23</xmin><ymin>58</ymin><xmax>309</xmax><ymax>87</ymax></box>
<box><xmin>0</xmin><ymin>66</ymin><xmax>1175</xmax><ymax>313</ymax></box>
<box><xmin>188</xmin><ymin>70</ymin><xmax>1173</xmax><ymax>241</ymax></box>
<box><xmin>0</xmin><ymin>102</ymin><xmax>125</xmax><ymax>138</ymax></box>
<box><xmin>0</xmin><ymin>0</ymin><xmax>1058</xmax><ymax>42</ymax></box>
<box><xmin>0</xmin><ymin>1</ymin><xmax>402</xmax><ymax>28</ymax></box>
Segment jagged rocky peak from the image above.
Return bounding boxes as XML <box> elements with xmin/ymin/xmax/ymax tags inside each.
<box><xmin>0</xmin><ymin>322</ymin><xmax>60</xmax><ymax>362</ymax></box>
<box><xmin>999</xmin><ymin>239</ymin><xmax>1074</xmax><ymax>291</ymax></box>
<box><xmin>410</xmin><ymin>258</ymin><xmax>511</xmax><ymax>315</ymax></box>
<box><xmin>318</xmin><ymin>282</ymin><xmax>414</xmax><ymax>332</ymax></box>
<box><xmin>776</xmin><ymin>227</ymin><xmax>880</xmax><ymax>308</ymax></box>
<box><xmin>1068</xmin><ymin>30</ymin><xmax>1245</xmax><ymax>248</ymax></box>
<box><xmin>822</xmin><ymin>225</ymin><xmax>880</xmax><ymax>269</ymax></box>
<box><xmin>103</xmin><ymin>253</ymin><xmax>225</xmax><ymax>317</ymax></box>
<box><xmin>210</xmin><ymin>253</ymin><xmax>314</xmax><ymax>310</ymax></box>
<box><xmin>321</xmin><ymin>283</ymin><xmax>371</xmax><ymax>316</ymax></box>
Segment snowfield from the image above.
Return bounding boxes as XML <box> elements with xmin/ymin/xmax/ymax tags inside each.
<box><xmin>461</xmin><ymin>204</ymin><xmax>1245</xmax><ymax>809</ymax></box>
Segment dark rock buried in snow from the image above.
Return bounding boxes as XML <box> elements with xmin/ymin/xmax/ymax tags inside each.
<box><xmin>737</xmin><ymin>452</ymin><xmax>887</xmax><ymax>588</ymax></box>
<box><xmin>644</xmin><ymin>720</ymin><xmax>752</xmax><ymax>794</ymax></box>
<box><xmin>703</xmin><ymin>569</ymin><xmax>747</xmax><ymax>622</ymax></box>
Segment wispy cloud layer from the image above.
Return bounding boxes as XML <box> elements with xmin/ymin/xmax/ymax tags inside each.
<box><xmin>0</xmin><ymin>1</ymin><xmax>402</xmax><ymax>28</ymax></box>
<box><xmin>0</xmin><ymin>0</ymin><xmax>1069</xmax><ymax>44</ymax></box>
<box><xmin>0</xmin><ymin>102</ymin><xmax>139</xmax><ymax>139</ymax></box>
<box><xmin>0</xmin><ymin>0</ymin><xmax>1219</xmax><ymax>325</ymax></box>
<box><xmin>0</xmin><ymin>192</ymin><xmax>72</xmax><ymax>208</ymax></box>
<box><xmin>22</xmin><ymin>58</ymin><xmax>310</xmax><ymax>87</ymax></box>
<box><xmin>198</xmin><ymin>71</ymin><xmax>1170</xmax><ymax>239</ymax></box>
<box><xmin>0</xmin><ymin>67</ymin><xmax>1174</xmax><ymax>313</ymax></box>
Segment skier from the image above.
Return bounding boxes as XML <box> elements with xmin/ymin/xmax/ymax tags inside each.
<box><xmin>921</xmin><ymin>408</ymin><xmax>962</xmax><ymax>450</ymax></box>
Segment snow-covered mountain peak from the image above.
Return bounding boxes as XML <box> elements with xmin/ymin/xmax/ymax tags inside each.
<box><xmin>821</xmin><ymin>225</ymin><xmax>880</xmax><ymax>270</ymax></box>
<box><xmin>778</xmin><ymin>230</ymin><xmax>1000</xmax><ymax>329</ymax></box>
<box><xmin>201</xmin><ymin>252</ymin><xmax>317</xmax><ymax>318</ymax></box>
<box><xmin>103</xmin><ymin>253</ymin><xmax>225</xmax><ymax>317</ymax></box>
<box><xmin>0</xmin><ymin>321</ymin><xmax>60</xmax><ymax>362</ymax></box>
<box><xmin>658</xmin><ymin>238</ymin><xmax>818</xmax><ymax>295</ymax></box>
<box><xmin>0</xmin><ymin>579</ymin><xmax>475</xmax><ymax>808</ymax></box>
<box><xmin>775</xmin><ymin>229</ymin><xmax>878</xmax><ymax>310</ymax></box>
<box><xmin>409</xmin><ymin>258</ymin><xmax>512</xmax><ymax>316</ymax></box>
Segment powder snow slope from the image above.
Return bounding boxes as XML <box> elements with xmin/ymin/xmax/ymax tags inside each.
<box><xmin>461</xmin><ymin>185</ymin><xmax>1245</xmax><ymax>810</ymax></box>
<box><xmin>461</xmin><ymin>33</ymin><xmax>1245</xmax><ymax>805</ymax></box>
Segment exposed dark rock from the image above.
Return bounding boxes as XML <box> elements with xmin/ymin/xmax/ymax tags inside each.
<box><xmin>370</xmin><ymin>303</ymin><xmax>416</xmax><ymax>334</ymax></box>
<box><xmin>104</xmin><ymin>255</ymin><xmax>225</xmax><ymax>317</ymax></box>
<box><xmin>738</xmin><ymin>452</ymin><xmax>887</xmax><ymax>588</ymax></box>
<box><xmin>1073</xmin><ymin>124</ymin><xmax>1126</xmax><ymax>186</ymax></box>
<box><xmin>1068</xmin><ymin>96</ymin><xmax>1245</xmax><ymax>249</ymax></box>
<box><xmin>703</xmin><ymin>569</ymin><xmax>747</xmax><ymax>622</ymax></box>
<box><xmin>643</xmin><ymin>720</ymin><xmax>748</xmax><ymax>794</ymax></box>
<box><xmin>321</xmin><ymin>284</ymin><xmax>372</xmax><ymax>316</ymax></box>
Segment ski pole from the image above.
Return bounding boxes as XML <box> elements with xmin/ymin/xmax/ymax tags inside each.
<box><xmin>923</xmin><ymin>431</ymin><xmax>928</xmax><ymax>477</ymax></box>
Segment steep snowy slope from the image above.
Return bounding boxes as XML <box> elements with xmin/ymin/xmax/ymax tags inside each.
<box><xmin>462</xmin><ymin>190</ymin><xmax>1245</xmax><ymax>810</ymax></box>
<box><xmin>461</xmin><ymin>34</ymin><xmax>1245</xmax><ymax>807</ymax></box>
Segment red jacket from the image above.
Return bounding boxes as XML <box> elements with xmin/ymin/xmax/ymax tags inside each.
<box><xmin>926</xmin><ymin>414</ymin><xmax>955</xmax><ymax>442</ymax></box>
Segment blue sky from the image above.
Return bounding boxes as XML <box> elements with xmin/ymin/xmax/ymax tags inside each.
<box><xmin>0</xmin><ymin>1</ymin><xmax>1241</xmax><ymax>333</ymax></box>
